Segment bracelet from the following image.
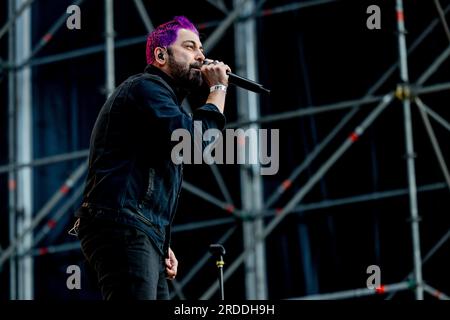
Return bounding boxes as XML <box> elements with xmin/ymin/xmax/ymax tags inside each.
<box><xmin>210</xmin><ymin>84</ymin><xmax>227</xmax><ymax>93</ymax></box>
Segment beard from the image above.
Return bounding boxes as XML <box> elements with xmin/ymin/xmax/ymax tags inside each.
<box><xmin>167</xmin><ymin>54</ymin><xmax>203</xmax><ymax>90</ymax></box>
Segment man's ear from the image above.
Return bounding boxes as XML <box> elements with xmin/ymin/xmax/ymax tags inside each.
<box><xmin>154</xmin><ymin>47</ymin><xmax>166</xmax><ymax>64</ymax></box>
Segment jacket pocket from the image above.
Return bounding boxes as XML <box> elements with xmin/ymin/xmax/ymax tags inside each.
<box><xmin>141</xmin><ymin>165</ymin><xmax>170</xmax><ymax>216</ymax></box>
<box><xmin>142</xmin><ymin>167</ymin><xmax>163</xmax><ymax>213</ymax></box>
<box><xmin>134</xmin><ymin>209</ymin><xmax>164</xmax><ymax>237</ymax></box>
<box><xmin>144</xmin><ymin>168</ymin><xmax>155</xmax><ymax>201</ymax></box>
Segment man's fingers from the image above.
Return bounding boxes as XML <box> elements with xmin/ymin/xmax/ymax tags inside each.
<box><xmin>165</xmin><ymin>264</ymin><xmax>177</xmax><ymax>275</ymax></box>
<box><xmin>166</xmin><ymin>267</ymin><xmax>177</xmax><ymax>280</ymax></box>
<box><xmin>166</xmin><ymin>270</ymin><xmax>175</xmax><ymax>277</ymax></box>
<box><xmin>166</xmin><ymin>248</ymin><xmax>178</xmax><ymax>280</ymax></box>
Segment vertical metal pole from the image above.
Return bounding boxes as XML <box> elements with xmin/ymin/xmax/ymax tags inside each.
<box><xmin>15</xmin><ymin>0</ymin><xmax>34</xmax><ymax>300</ymax></box>
<box><xmin>8</xmin><ymin>0</ymin><xmax>17</xmax><ymax>300</ymax></box>
<box><xmin>218</xmin><ymin>255</ymin><xmax>225</xmax><ymax>300</ymax></box>
<box><xmin>105</xmin><ymin>0</ymin><xmax>115</xmax><ymax>97</ymax></box>
<box><xmin>395</xmin><ymin>0</ymin><xmax>423</xmax><ymax>300</ymax></box>
<box><xmin>233</xmin><ymin>0</ymin><xmax>267</xmax><ymax>299</ymax></box>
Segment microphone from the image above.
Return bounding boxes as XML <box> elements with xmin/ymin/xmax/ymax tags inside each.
<box><xmin>227</xmin><ymin>72</ymin><xmax>271</xmax><ymax>95</ymax></box>
<box><xmin>203</xmin><ymin>59</ymin><xmax>270</xmax><ymax>95</ymax></box>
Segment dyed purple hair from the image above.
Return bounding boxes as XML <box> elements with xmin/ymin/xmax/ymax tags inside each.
<box><xmin>146</xmin><ymin>16</ymin><xmax>199</xmax><ymax>65</ymax></box>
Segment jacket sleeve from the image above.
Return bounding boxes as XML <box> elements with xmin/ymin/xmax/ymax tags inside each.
<box><xmin>131</xmin><ymin>76</ymin><xmax>226</xmax><ymax>148</ymax></box>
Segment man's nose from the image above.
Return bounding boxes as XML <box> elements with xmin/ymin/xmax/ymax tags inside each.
<box><xmin>197</xmin><ymin>50</ymin><xmax>205</xmax><ymax>62</ymax></box>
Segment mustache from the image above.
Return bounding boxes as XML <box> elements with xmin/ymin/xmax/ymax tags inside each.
<box><xmin>190</xmin><ymin>62</ymin><xmax>203</xmax><ymax>70</ymax></box>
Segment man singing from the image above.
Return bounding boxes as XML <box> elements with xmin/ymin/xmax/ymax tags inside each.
<box><xmin>72</xmin><ymin>16</ymin><xmax>230</xmax><ymax>300</ymax></box>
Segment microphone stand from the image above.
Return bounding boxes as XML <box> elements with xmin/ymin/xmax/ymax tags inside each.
<box><xmin>209</xmin><ymin>244</ymin><xmax>226</xmax><ymax>300</ymax></box>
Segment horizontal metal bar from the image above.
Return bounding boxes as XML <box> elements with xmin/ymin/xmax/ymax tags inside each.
<box><xmin>172</xmin><ymin>217</ymin><xmax>235</xmax><ymax>233</ymax></box>
<box><xmin>0</xmin><ymin>150</ymin><xmax>89</xmax><ymax>175</ymax></box>
<box><xmin>169</xmin><ymin>182</ymin><xmax>447</xmax><ymax>232</ymax></box>
<box><xmin>227</xmin><ymin>94</ymin><xmax>388</xmax><ymax>128</ymax></box>
<box><xmin>7</xmin><ymin>1</ymin><xmax>340</xmax><ymax>70</ymax></box>
<box><xmin>289</xmin><ymin>281</ymin><xmax>411</xmax><ymax>300</ymax></box>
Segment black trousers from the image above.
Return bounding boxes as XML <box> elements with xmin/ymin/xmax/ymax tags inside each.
<box><xmin>77</xmin><ymin>217</ymin><xmax>169</xmax><ymax>300</ymax></box>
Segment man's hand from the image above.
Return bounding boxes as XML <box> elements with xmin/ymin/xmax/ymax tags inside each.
<box><xmin>165</xmin><ymin>247</ymin><xmax>178</xmax><ymax>280</ymax></box>
<box><xmin>201</xmin><ymin>59</ymin><xmax>231</xmax><ymax>87</ymax></box>
<box><xmin>202</xmin><ymin>59</ymin><xmax>231</xmax><ymax>114</ymax></box>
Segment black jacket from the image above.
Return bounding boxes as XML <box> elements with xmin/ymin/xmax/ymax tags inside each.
<box><xmin>76</xmin><ymin>65</ymin><xmax>226</xmax><ymax>255</ymax></box>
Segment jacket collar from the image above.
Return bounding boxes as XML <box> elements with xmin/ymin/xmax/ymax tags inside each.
<box><xmin>144</xmin><ymin>64</ymin><xmax>188</xmax><ymax>104</ymax></box>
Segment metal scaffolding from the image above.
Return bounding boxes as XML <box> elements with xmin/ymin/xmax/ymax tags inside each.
<box><xmin>234</xmin><ymin>0</ymin><xmax>267</xmax><ymax>299</ymax></box>
<box><xmin>1</xmin><ymin>0</ymin><xmax>450</xmax><ymax>300</ymax></box>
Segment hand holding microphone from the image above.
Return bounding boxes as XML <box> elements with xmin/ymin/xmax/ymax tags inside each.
<box><xmin>203</xmin><ymin>59</ymin><xmax>270</xmax><ymax>95</ymax></box>
<box><xmin>201</xmin><ymin>59</ymin><xmax>231</xmax><ymax>88</ymax></box>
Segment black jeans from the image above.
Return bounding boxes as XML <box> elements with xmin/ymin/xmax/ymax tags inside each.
<box><xmin>77</xmin><ymin>217</ymin><xmax>169</xmax><ymax>300</ymax></box>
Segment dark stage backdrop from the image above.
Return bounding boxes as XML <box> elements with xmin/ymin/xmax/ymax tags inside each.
<box><xmin>1</xmin><ymin>0</ymin><xmax>450</xmax><ymax>300</ymax></box>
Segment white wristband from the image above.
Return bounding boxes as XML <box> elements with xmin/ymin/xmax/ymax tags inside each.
<box><xmin>210</xmin><ymin>84</ymin><xmax>227</xmax><ymax>93</ymax></box>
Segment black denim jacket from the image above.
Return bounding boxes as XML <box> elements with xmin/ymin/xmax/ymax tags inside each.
<box><xmin>75</xmin><ymin>65</ymin><xmax>226</xmax><ymax>256</ymax></box>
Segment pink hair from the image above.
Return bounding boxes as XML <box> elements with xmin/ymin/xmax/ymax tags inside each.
<box><xmin>146</xmin><ymin>16</ymin><xmax>199</xmax><ymax>65</ymax></box>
